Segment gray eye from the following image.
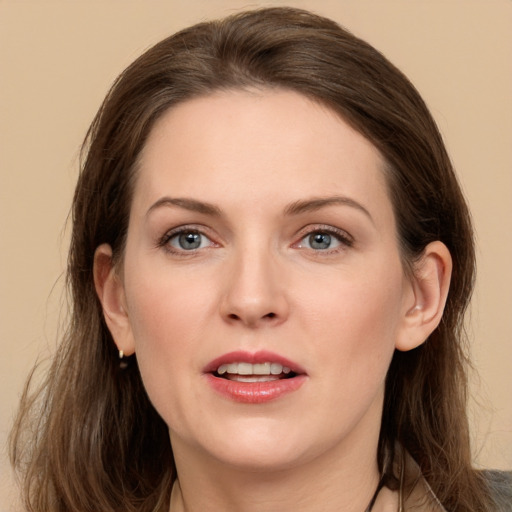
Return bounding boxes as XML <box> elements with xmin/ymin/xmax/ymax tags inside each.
<box><xmin>169</xmin><ymin>231</ymin><xmax>210</xmax><ymax>250</ymax></box>
<box><xmin>179</xmin><ymin>232</ymin><xmax>201</xmax><ymax>250</ymax></box>
<box><xmin>308</xmin><ymin>232</ymin><xmax>333</xmax><ymax>250</ymax></box>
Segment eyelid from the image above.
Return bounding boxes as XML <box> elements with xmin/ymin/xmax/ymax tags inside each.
<box><xmin>293</xmin><ymin>224</ymin><xmax>354</xmax><ymax>250</ymax></box>
<box><xmin>157</xmin><ymin>224</ymin><xmax>219</xmax><ymax>254</ymax></box>
<box><xmin>156</xmin><ymin>223</ymin><xmax>353</xmax><ymax>255</ymax></box>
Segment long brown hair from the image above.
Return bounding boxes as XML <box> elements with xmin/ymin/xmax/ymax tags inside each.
<box><xmin>10</xmin><ymin>7</ymin><xmax>490</xmax><ymax>511</ymax></box>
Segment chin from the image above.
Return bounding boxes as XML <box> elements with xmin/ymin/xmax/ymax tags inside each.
<box><xmin>196</xmin><ymin>419</ymin><xmax>325</xmax><ymax>474</ymax></box>
<box><xmin>214</xmin><ymin>444</ymin><xmax>309</xmax><ymax>474</ymax></box>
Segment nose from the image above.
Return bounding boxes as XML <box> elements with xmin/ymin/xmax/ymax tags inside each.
<box><xmin>219</xmin><ymin>247</ymin><xmax>289</xmax><ymax>328</ymax></box>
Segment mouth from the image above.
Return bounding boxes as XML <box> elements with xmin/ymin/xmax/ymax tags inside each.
<box><xmin>204</xmin><ymin>351</ymin><xmax>307</xmax><ymax>403</ymax></box>
<box><xmin>214</xmin><ymin>362</ymin><xmax>297</xmax><ymax>382</ymax></box>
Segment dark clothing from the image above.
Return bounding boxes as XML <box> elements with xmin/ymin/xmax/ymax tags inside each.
<box><xmin>485</xmin><ymin>471</ymin><xmax>512</xmax><ymax>512</ymax></box>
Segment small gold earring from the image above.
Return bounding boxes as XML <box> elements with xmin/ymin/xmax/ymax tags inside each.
<box><xmin>118</xmin><ymin>350</ymin><xmax>129</xmax><ymax>369</ymax></box>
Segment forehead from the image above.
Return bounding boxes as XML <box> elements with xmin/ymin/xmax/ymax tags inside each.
<box><xmin>133</xmin><ymin>89</ymin><xmax>392</xmax><ymax>221</ymax></box>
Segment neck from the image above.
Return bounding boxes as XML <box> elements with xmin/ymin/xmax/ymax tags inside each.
<box><xmin>169</xmin><ymin>426</ymin><xmax>382</xmax><ymax>512</ymax></box>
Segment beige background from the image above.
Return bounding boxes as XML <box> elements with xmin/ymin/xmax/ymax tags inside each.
<box><xmin>1</xmin><ymin>0</ymin><xmax>511</xmax><ymax>509</ymax></box>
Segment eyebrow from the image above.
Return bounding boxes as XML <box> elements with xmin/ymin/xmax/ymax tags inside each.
<box><xmin>146</xmin><ymin>194</ymin><xmax>373</xmax><ymax>223</ymax></box>
<box><xmin>146</xmin><ymin>197</ymin><xmax>222</xmax><ymax>217</ymax></box>
<box><xmin>284</xmin><ymin>196</ymin><xmax>374</xmax><ymax>223</ymax></box>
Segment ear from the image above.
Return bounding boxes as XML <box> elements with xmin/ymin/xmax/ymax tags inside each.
<box><xmin>396</xmin><ymin>241</ymin><xmax>452</xmax><ymax>352</ymax></box>
<box><xmin>93</xmin><ymin>244</ymin><xmax>136</xmax><ymax>356</ymax></box>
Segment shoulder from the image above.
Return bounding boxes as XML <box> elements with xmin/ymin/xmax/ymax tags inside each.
<box><xmin>481</xmin><ymin>470</ymin><xmax>512</xmax><ymax>512</ymax></box>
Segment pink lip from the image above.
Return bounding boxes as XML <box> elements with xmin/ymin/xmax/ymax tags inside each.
<box><xmin>203</xmin><ymin>350</ymin><xmax>307</xmax><ymax>404</ymax></box>
<box><xmin>203</xmin><ymin>350</ymin><xmax>306</xmax><ymax>374</ymax></box>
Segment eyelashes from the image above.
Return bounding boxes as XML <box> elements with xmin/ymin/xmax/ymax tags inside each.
<box><xmin>167</xmin><ymin>231</ymin><xmax>213</xmax><ymax>251</ymax></box>
<box><xmin>294</xmin><ymin>226</ymin><xmax>354</xmax><ymax>252</ymax></box>
<box><xmin>157</xmin><ymin>225</ymin><xmax>217</xmax><ymax>256</ymax></box>
<box><xmin>157</xmin><ymin>224</ymin><xmax>354</xmax><ymax>256</ymax></box>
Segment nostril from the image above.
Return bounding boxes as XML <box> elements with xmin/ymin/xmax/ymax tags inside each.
<box><xmin>226</xmin><ymin>311</ymin><xmax>276</xmax><ymax>322</ymax></box>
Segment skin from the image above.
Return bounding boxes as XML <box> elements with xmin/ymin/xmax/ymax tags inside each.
<box><xmin>95</xmin><ymin>89</ymin><xmax>451</xmax><ymax>512</ymax></box>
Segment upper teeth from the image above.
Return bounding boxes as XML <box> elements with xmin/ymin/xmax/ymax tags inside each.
<box><xmin>217</xmin><ymin>362</ymin><xmax>292</xmax><ymax>375</ymax></box>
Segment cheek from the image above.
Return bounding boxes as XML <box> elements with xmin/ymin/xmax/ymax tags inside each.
<box><xmin>300</xmin><ymin>261</ymin><xmax>405</xmax><ymax>380</ymax></box>
<box><xmin>127</xmin><ymin>274</ymin><xmax>210</xmax><ymax>344</ymax></box>
<box><xmin>123</xmin><ymin>264</ymin><xmax>215</xmax><ymax>396</ymax></box>
<box><xmin>123</xmin><ymin>271</ymin><xmax>219</xmax><ymax>435</ymax></box>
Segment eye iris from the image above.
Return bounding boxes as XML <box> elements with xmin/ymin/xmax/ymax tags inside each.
<box><xmin>309</xmin><ymin>232</ymin><xmax>331</xmax><ymax>250</ymax></box>
<box><xmin>179</xmin><ymin>232</ymin><xmax>201</xmax><ymax>250</ymax></box>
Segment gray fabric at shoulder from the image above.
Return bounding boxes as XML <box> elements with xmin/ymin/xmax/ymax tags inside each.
<box><xmin>482</xmin><ymin>471</ymin><xmax>512</xmax><ymax>512</ymax></box>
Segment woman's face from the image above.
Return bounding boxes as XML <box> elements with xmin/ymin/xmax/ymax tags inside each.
<box><xmin>115</xmin><ymin>89</ymin><xmax>416</xmax><ymax>471</ymax></box>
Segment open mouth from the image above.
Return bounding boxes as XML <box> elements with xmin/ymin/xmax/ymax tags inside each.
<box><xmin>204</xmin><ymin>352</ymin><xmax>307</xmax><ymax>403</ymax></box>
<box><xmin>214</xmin><ymin>362</ymin><xmax>298</xmax><ymax>382</ymax></box>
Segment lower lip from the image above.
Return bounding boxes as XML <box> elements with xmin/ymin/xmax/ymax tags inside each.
<box><xmin>205</xmin><ymin>374</ymin><xmax>307</xmax><ymax>404</ymax></box>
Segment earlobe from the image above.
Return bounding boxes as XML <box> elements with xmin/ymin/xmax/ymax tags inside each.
<box><xmin>93</xmin><ymin>244</ymin><xmax>136</xmax><ymax>356</ymax></box>
<box><xmin>396</xmin><ymin>241</ymin><xmax>452</xmax><ymax>352</ymax></box>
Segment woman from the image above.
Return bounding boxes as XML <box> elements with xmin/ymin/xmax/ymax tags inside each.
<box><xmin>10</xmin><ymin>7</ymin><xmax>511</xmax><ymax>512</ymax></box>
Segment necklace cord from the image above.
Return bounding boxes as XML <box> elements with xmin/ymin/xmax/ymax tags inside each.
<box><xmin>364</xmin><ymin>475</ymin><xmax>386</xmax><ymax>512</ymax></box>
<box><xmin>365</xmin><ymin>462</ymin><xmax>404</xmax><ymax>512</ymax></box>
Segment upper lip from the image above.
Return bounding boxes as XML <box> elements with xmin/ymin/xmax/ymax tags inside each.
<box><xmin>203</xmin><ymin>350</ymin><xmax>306</xmax><ymax>375</ymax></box>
